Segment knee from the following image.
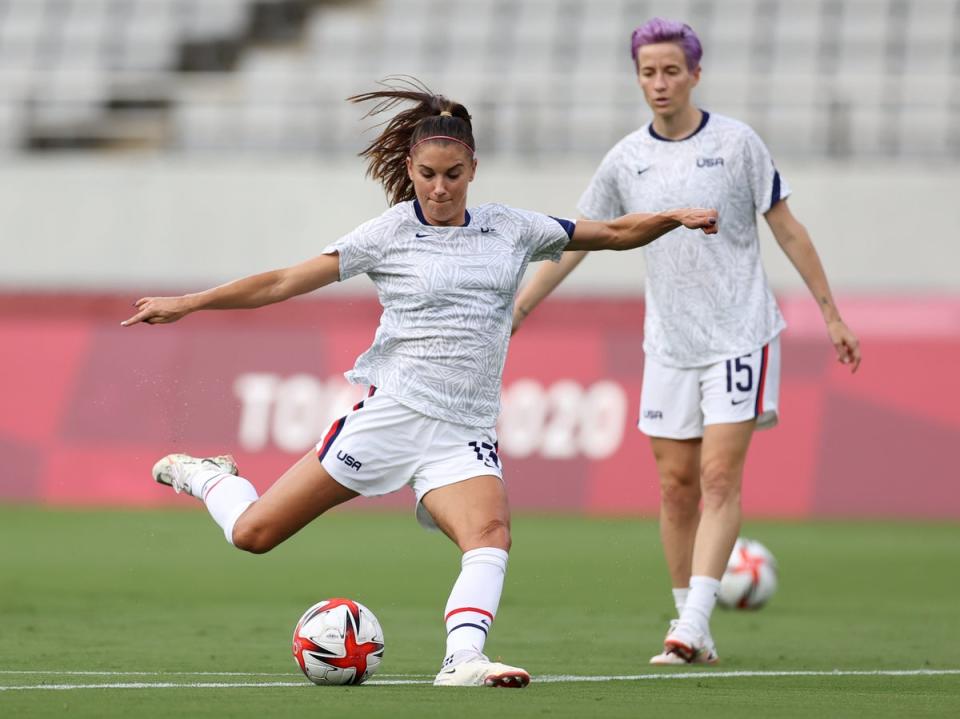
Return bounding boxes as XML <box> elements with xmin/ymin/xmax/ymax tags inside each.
<box><xmin>699</xmin><ymin>459</ymin><xmax>741</xmax><ymax>507</ymax></box>
<box><xmin>462</xmin><ymin>518</ymin><xmax>511</xmax><ymax>553</ymax></box>
<box><xmin>660</xmin><ymin>471</ymin><xmax>700</xmax><ymax>516</ymax></box>
<box><xmin>231</xmin><ymin>518</ymin><xmax>278</xmax><ymax>555</ymax></box>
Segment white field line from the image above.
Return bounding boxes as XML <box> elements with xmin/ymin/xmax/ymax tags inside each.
<box><xmin>1</xmin><ymin>682</ymin><xmax>310</xmax><ymax>691</ymax></box>
<box><xmin>1</xmin><ymin>669</ymin><xmax>958</xmax><ymax>691</ymax></box>
<box><xmin>535</xmin><ymin>669</ymin><xmax>960</xmax><ymax>683</ymax></box>
<box><xmin>0</xmin><ymin>670</ymin><xmax>429</xmax><ymax>678</ymax></box>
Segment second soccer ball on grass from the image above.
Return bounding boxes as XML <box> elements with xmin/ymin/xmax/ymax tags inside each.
<box><xmin>717</xmin><ymin>538</ymin><xmax>779</xmax><ymax>610</ymax></box>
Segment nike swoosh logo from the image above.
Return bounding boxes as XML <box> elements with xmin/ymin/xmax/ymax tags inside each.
<box><xmin>415</xmin><ymin>232</ymin><xmax>429</xmax><ymax>238</ymax></box>
<box><xmin>637</xmin><ymin>167</ymin><xmax>651</xmax><ymax>175</ymax></box>
<box><xmin>731</xmin><ymin>398</ymin><xmax>750</xmax><ymax>405</ymax></box>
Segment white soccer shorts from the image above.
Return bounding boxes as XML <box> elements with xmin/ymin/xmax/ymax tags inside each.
<box><xmin>316</xmin><ymin>388</ymin><xmax>503</xmax><ymax>530</ymax></box>
<box><xmin>638</xmin><ymin>335</ymin><xmax>781</xmax><ymax>439</ymax></box>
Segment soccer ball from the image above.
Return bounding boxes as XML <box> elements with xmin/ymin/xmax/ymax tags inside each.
<box><xmin>717</xmin><ymin>538</ymin><xmax>778</xmax><ymax>609</ymax></box>
<box><xmin>292</xmin><ymin>598</ymin><xmax>385</xmax><ymax>685</ymax></box>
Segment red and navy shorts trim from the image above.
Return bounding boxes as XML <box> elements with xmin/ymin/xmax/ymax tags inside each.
<box><xmin>352</xmin><ymin>384</ymin><xmax>377</xmax><ymax>411</ymax></box>
<box><xmin>754</xmin><ymin>345</ymin><xmax>769</xmax><ymax>418</ymax></box>
<box><xmin>318</xmin><ymin>386</ymin><xmax>376</xmax><ymax>461</ymax></box>
<box><xmin>317</xmin><ymin>417</ymin><xmax>346</xmax><ymax>461</ymax></box>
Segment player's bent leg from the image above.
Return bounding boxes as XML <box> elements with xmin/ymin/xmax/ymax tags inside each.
<box><xmin>152</xmin><ymin>452</ymin><xmax>259</xmax><ymax>544</ymax></box>
<box><xmin>152</xmin><ymin>453</ymin><xmax>239</xmax><ymax>497</ymax></box>
<box><xmin>421</xmin><ymin>476</ymin><xmax>528</xmax><ymax>688</ymax></box>
<box><xmin>230</xmin><ymin>451</ymin><xmax>359</xmax><ymax>554</ymax></box>
<box><xmin>153</xmin><ymin>450</ymin><xmax>358</xmax><ymax>553</ymax></box>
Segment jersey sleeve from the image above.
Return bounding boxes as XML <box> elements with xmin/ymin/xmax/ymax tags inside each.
<box><xmin>321</xmin><ymin>216</ymin><xmax>386</xmax><ymax>281</ymax></box>
<box><xmin>743</xmin><ymin>128</ymin><xmax>792</xmax><ymax>214</ymax></box>
<box><xmin>577</xmin><ymin>144</ymin><xmax>626</xmax><ymax>220</ymax></box>
<box><xmin>519</xmin><ymin>210</ymin><xmax>574</xmax><ymax>263</ymax></box>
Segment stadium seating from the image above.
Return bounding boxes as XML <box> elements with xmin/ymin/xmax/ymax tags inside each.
<box><xmin>0</xmin><ymin>0</ymin><xmax>956</xmax><ymax>158</ymax></box>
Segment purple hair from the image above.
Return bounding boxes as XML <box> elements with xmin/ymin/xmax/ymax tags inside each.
<box><xmin>630</xmin><ymin>17</ymin><xmax>703</xmax><ymax>71</ymax></box>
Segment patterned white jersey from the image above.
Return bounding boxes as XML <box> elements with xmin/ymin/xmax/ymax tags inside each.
<box><xmin>323</xmin><ymin>200</ymin><xmax>573</xmax><ymax>427</ymax></box>
<box><xmin>578</xmin><ymin>111</ymin><xmax>789</xmax><ymax>368</ymax></box>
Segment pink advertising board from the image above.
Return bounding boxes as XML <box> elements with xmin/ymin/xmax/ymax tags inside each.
<box><xmin>1</xmin><ymin>293</ymin><xmax>957</xmax><ymax>518</ymax></box>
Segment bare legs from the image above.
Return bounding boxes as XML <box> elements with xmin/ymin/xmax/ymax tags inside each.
<box><xmin>420</xmin><ymin>475</ymin><xmax>516</xmax><ymax>676</ymax></box>
<box><xmin>203</xmin><ymin>456</ymin><xmax>519</xmax><ymax>680</ymax></box>
<box><xmin>229</xmin><ymin>451</ymin><xmax>358</xmax><ymax>553</ymax></box>
<box><xmin>420</xmin><ymin>474</ymin><xmax>511</xmax><ymax>552</ymax></box>
<box><xmin>647</xmin><ymin>420</ymin><xmax>756</xmax><ymax>661</ymax></box>
<box><xmin>651</xmin><ymin>420</ymin><xmax>756</xmax><ymax>585</ymax></box>
<box><xmin>652</xmin><ymin>437</ymin><xmax>701</xmax><ymax>588</ymax></box>
<box><xmin>691</xmin><ymin>421</ymin><xmax>755</xmax><ymax>579</ymax></box>
<box><xmin>227</xmin><ymin>460</ymin><xmax>510</xmax><ymax>556</ymax></box>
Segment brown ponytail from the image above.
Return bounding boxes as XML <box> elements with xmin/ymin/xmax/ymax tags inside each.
<box><xmin>348</xmin><ymin>76</ymin><xmax>475</xmax><ymax>206</ymax></box>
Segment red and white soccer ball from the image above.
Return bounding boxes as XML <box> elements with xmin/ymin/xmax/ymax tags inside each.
<box><xmin>717</xmin><ymin>538</ymin><xmax>779</xmax><ymax>610</ymax></box>
<box><xmin>292</xmin><ymin>598</ymin><xmax>385</xmax><ymax>685</ymax></box>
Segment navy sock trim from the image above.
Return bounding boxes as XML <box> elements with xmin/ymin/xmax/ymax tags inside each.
<box><xmin>447</xmin><ymin>622</ymin><xmax>489</xmax><ymax>636</ymax></box>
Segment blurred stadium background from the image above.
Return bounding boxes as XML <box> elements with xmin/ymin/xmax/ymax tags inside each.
<box><xmin>1</xmin><ymin>0</ymin><xmax>957</xmax><ymax>518</ymax></box>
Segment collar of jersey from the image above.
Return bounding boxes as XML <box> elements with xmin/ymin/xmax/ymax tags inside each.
<box><xmin>648</xmin><ymin>110</ymin><xmax>710</xmax><ymax>143</ymax></box>
<box><xmin>413</xmin><ymin>199</ymin><xmax>471</xmax><ymax>227</ymax></box>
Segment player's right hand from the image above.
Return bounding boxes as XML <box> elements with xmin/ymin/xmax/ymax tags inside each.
<box><xmin>121</xmin><ymin>296</ymin><xmax>191</xmax><ymax>326</ymax></box>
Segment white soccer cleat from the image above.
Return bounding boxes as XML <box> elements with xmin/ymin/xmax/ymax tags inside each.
<box><xmin>649</xmin><ymin>621</ymin><xmax>719</xmax><ymax>665</ymax></box>
<box><xmin>151</xmin><ymin>453</ymin><xmax>238</xmax><ymax>498</ymax></box>
<box><xmin>433</xmin><ymin>654</ymin><xmax>530</xmax><ymax>688</ymax></box>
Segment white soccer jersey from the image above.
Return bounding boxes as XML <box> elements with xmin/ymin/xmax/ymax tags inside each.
<box><xmin>323</xmin><ymin>200</ymin><xmax>573</xmax><ymax>427</ymax></box>
<box><xmin>578</xmin><ymin>111</ymin><xmax>789</xmax><ymax>368</ymax></box>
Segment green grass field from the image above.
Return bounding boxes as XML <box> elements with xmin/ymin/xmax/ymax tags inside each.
<box><xmin>1</xmin><ymin>506</ymin><xmax>958</xmax><ymax>718</ymax></box>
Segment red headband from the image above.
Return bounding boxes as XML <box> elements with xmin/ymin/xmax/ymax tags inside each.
<box><xmin>409</xmin><ymin>135</ymin><xmax>475</xmax><ymax>156</ymax></box>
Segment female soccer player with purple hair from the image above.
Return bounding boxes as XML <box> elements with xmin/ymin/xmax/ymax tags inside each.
<box><xmin>515</xmin><ymin>19</ymin><xmax>861</xmax><ymax>665</ymax></box>
<box><xmin>122</xmin><ymin>78</ymin><xmax>717</xmax><ymax>686</ymax></box>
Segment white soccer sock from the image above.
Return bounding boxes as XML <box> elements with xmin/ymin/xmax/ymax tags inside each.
<box><xmin>442</xmin><ymin>547</ymin><xmax>508</xmax><ymax>665</ymax></box>
<box><xmin>192</xmin><ymin>468</ymin><xmax>259</xmax><ymax>545</ymax></box>
<box><xmin>672</xmin><ymin>587</ymin><xmax>690</xmax><ymax>616</ymax></box>
<box><xmin>679</xmin><ymin>575</ymin><xmax>720</xmax><ymax>636</ymax></box>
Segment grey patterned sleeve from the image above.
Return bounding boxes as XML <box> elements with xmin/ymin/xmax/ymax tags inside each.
<box><xmin>743</xmin><ymin>128</ymin><xmax>792</xmax><ymax>214</ymax></box>
<box><xmin>523</xmin><ymin>210</ymin><xmax>574</xmax><ymax>263</ymax></box>
<box><xmin>321</xmin><ymin>217</ymin><xmax>386</xmax><ymax>281</ymax></box>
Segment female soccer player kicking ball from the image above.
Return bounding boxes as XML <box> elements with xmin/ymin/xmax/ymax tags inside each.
<box><xmin>122</xmin><ymin>78</ymin><xmax>718</xmax><ymax>687</ymax></box>
<box><xmin>514</xmin><ymin>20</ymin><xmax>861</xmax><ymax>665</ymax></box>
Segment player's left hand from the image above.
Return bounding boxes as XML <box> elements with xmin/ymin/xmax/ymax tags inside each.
<box><xmin>827</xmin><ymin>319</ymin><xmax>861</xmax><ymax>373</ymax></box>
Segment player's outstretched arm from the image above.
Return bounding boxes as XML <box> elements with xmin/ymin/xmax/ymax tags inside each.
<box><xmin>121</xmin><ymin>253</ymin><xmax>341</xmax><ymax>327</ymax></box>
<box><xmin>512</xmin><ymin>209</ymin><xmax>717</xmax><ymax>334</ymax></box>
<box><xmin>765</xmin><ymin>199</ymin><xmax>861</xmax><ymax>373</ymax></box>
<box><xmin>566</xmin><ymin>208</ymin><xmax>718</xmax><ymax>252</ymax></box>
